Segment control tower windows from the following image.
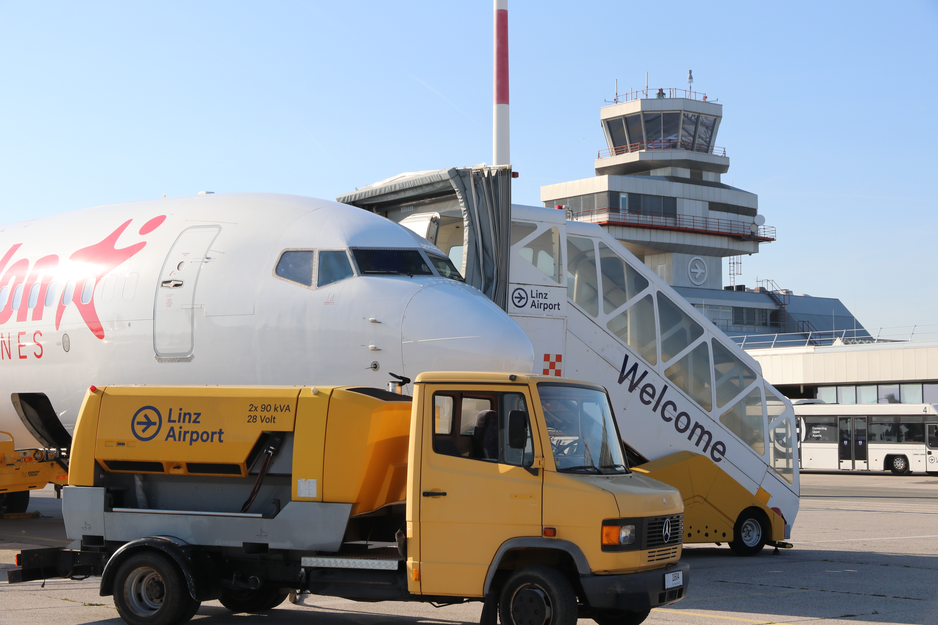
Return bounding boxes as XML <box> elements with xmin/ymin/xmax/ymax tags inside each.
<box><xmin>606</xmin><ymin>118</ymin><xmax>627</xmax><ymax>150</ymax></box>
<box><xmin>681</xmin><ymin>113</ymin><xmax>699</xmax><ymax>149</ymax></box>
<box><xmin>624</xmin><ymin>115</ymin><xmax>643</xmax><ymax>146</ymax></box>
<box><xmin>662</xmin><ymin>113</ymin><xmax>680</xmax><ymax>147</ymax></box>
<box><xmin>697</xmin><ymin>116</ymin><xmax>716</xmax><ymax>151</ymax></box>
<box><xmin>644</xmin><ymin>112</ymin><xmax>661</xmax><ymax>146</ymax></box>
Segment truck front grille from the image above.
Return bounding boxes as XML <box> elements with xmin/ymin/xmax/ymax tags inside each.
<box><xmin>644</xmin><ymin>545</ymin><xmax>680</xmax><ymax>563</ymax></box>
<box><xmin>643</xmin><ymin>514</ymin><xmax>683</xmax><ymax>549</ymax></box>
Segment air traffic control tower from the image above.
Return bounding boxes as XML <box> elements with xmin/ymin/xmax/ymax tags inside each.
<box><xmin>540</xmin><ymin>86</ymin><xmax>855</xmax><ymax>337</ymax></box>
<box><xmin>541</xmin><ymin>87</ymin><xmax>770</xmax><ymax>292</ymax></box>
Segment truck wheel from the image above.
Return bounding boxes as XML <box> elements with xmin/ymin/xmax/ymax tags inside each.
<box><xmin>592</xmin><ymin>608</ymin><xmax>651</xmax><ymax>625</ymax></box>
<box><xmin>0</xmin><ymin>491</ymin><xmax>29</xmax><ymax>514</ymax></box>
<box><xmin>890</xmin><ymin>456</ymin><xmax>910</xmax><ymax>475</ymax></box>
<box><xmin>219</xmin><ymin>586</ymin><xmax>289</xmax><ymax>613</ymax></box>
<box><xmin>113</xmin><ymin>551</ymin><xmax>199</xmax><ymax>625</ymax></box>
<box><xmin>498</xmin><ymin>565</ymin><xmax>577</xmax><ymax>625</ymax></box>
<box><xmin>729</xmin><ymin>509</ymin><xmax>767</xmax><ymax>556</ymax></box>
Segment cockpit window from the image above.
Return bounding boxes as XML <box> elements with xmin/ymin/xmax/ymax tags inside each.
<box><xmin>428</xmin><ymin>253</ymin><xmax>464</xmax><ymax>281</ymax></box>
<box><xmin>319</xmin><ymin>250</ymin><xmax>355</xmax><ymax>287</ymax></box>
<box><xmin>275</xmin><ymin>250</ymin><xmax>314</xmax><ymax>287</ymax></box>
<box><xmin>351</xmin><ymin>248</ymin><xmax>432</xmax><ymax>277</ymax></box>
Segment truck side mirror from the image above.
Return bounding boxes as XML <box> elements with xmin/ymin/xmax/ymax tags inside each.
<box><xmin>507</xmin><ymin>411</ymin><xmax>527</xmax><ymax>449</ymax></box>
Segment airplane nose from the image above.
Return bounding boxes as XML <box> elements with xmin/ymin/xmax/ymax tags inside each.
<box><xmin>401</xmin><ymin>282</ymin><xmax>534</xmax><ymax>376</ymax></box>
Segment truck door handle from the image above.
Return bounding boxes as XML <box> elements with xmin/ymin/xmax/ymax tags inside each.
<box><xmin>422</xmin><ymin>491</ymin><xmax>447</xmax><ymax>498</ymax></box>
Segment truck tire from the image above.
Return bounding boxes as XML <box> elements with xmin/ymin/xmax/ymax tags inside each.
<box><xmin>592</xmin><ymin>608</ymin><xmax>651</xmax><ymax>625</ymax></box>
<box><xmin>0</xmin><ymin>491</ymin><xmax>29</xmax><ymax>515</ymax></box>
<box><xmin>890</xmin><ymin>455</ymin><xmax>910</xmax><ymax>475</ymax></box>
<box><xmin>219</xmin><ymin>586</ymin><xmax>289</xmax><ymax>613</ymax></box>
<box><xmin>729</xmin><ymin>509</ymin><xmax>767</xmax><ymax>556</ymax></box>
<box><xmin>112</xmin><ymin>551</ymin><xmax>200</xmax><ymax>625</ymax></box>
<box><xmin>498</xmin><ymin>565</ymin><xmax>577</xmax><ymax>625</ymax></box>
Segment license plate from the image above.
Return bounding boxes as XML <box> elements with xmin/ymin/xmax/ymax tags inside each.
<box><xmin>664</xmin><ymin>570</ymin><xmax>683</xmax><ymax>589</ymax></box>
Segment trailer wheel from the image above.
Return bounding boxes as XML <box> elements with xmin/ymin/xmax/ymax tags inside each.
<box><xmin>498</xmin><ymin>565</ymin><xmax>577</xmax><ymax>625</ymax></box>
<box><xmin>219</xmin><ymin>586</ymin><xmax>289</xmax><ymax>613</ymax></box>
<box><xmin>113</xmin><ymin>551</ymin><xmax>199</xmax><ymax>625</ymax></box>
<box><xmin>729</xmin><ymin>509</ymin><xmax>767</xmax><ymax>556</ymax></box>
<box><xmin>890</xmin><ymin>455</ymin><xmax>910</xmax><ymax>475</ymax></box>
<box><xmin>0</xmin><ymin>491</ymin><xmax>29</xmax><ymax>515</ymax></box>
<box><xmin>592</xmin><ymin>608</ymin><xmax>651</xmax><ymax>625</ymax></box>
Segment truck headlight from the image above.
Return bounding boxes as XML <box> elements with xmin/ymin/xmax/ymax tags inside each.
<box><xmin>602</xmin><ymin>523</ymin><xmax>635</xmax><ymax>546</ymax></box>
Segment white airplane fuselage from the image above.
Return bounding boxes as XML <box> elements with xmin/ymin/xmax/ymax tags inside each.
<box><xmin>0</xmin><ymin>193</ymin><xmax>534</xmax><ymax>449</ymax></box>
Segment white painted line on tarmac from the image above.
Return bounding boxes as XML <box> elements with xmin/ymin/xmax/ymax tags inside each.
<box><xmin>655</xmin><ymin>608</ymin><xmax>770</xmax><ymax>623</ymax></box>
<box><xmin>796</xmin><ymin>533</ymin><xmax>938</xmax><ymax>544</ymax></box>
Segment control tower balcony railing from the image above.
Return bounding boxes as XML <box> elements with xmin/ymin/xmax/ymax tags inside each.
<box><xmin>571</xmin><ymin>207</ymin><xmax>776</xmax><ymax>242</ymax></box>
<box><xmin>610</xmin><ymin>87</ymin><xmax>713</xmax><ymax>104</ymax></box>
<box><xmin>598</xmin><ymin>140</ymin><xmax>727</xmax><ymax>160</ymax></box>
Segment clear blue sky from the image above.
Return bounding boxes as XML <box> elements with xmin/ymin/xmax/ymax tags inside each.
<box><xmin>1</xmin><ymin>1</ymin><xmax>935</xmax><ymax>333</ymax></box>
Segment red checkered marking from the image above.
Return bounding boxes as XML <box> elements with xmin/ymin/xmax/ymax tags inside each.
<box><xmin>543</xmin><ymin>353</ymin><xmax>562</xmax><ymax>377</ymax></box>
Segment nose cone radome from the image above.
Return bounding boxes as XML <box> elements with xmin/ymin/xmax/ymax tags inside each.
<box><xmin>401</xmin><ymin>282</ymin><xmax>534</xmax><ymax>377</ymax></box>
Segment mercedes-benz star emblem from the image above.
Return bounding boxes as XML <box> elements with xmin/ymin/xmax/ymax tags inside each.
<box><xmin>662</xmin><ymin>518</ymin><xmax>672</xmax><ymax>543</ymax></box>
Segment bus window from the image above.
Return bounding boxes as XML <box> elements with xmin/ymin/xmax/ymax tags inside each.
<box><xmin>870</xmin><ymin>417</ymin><xmax>896</xmax><ymax>442</ymax></box>
<box><xmin>804</xmin><ymin>416</ymin><xmax>837</xmax><ymax>442</ymax></box>
<box><xmin>897</xmin><ymin>417</ymin><xmax>924</xmax><ymax>443</ymax></box>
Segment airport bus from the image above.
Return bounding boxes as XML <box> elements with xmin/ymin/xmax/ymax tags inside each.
<box><xmin>795</xmin><ymin>402</ymin><xmax>938</xmax><ymax>475</ymax></box>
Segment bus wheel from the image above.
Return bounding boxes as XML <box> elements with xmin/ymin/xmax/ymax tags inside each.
<box><xmin>729</xmin><ymin>509</ymin><xmax>767</xmax><ymax>556</ymax></box>
<box><xmin>890</xmin><ymin>456</ymin><xmax>910</xmax><ymax>475</ymax></box>
<box><xmin>0</xmin><ymin>491</ymin><xmax>29</xmax><ymax>515</ymax></box>
<box><xmin>113</xmin><ymin>551</ymin><xmax>198</xmax><ymax>625</ymax></box>
<box><xmin>499</xmin><ymin>565</ymin><xmax>577</xmax><ymax>625</ymax></box>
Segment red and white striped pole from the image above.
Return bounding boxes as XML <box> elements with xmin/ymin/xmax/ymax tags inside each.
<box><xmin>493</xmin><ymin>0</ymin><xmax>509</xmax><ymax>166</ymax></box>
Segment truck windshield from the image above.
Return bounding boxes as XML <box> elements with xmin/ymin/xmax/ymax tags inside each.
<box><xmin>351</xmin><ymin>248</ymin><xmax>433</xmax><ymax>277</ymax></box>
<box><xmin>538</xmin><ymin>384</ymin><xmax>627</xmax><ymax>474</ymax></box>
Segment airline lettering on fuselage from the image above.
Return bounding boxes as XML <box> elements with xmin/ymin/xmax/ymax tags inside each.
<box><xmin>617</xmin><ymin>353</ymin><xmax>727</xmax><ymax>463</ymax></box>
<box><xmin>0</xmin><ymin>215</ymin><xmax>166</xmax><ymax>344</ymax></box>
<box><xmin>0</xmin><ymin>330</ymin><xmax>43</xmax><ymax>360</ymax></box>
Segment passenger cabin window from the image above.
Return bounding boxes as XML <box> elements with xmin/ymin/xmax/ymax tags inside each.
<box><xmin>351</xmin><ymin>249</ymin><xmax>432</xmax><ymax>278</ymax></box>
<box><xmin>275</xmin><ymin>250</ymin><xmax>315</xmax><ymax>287</ymax></box>
<box><xmin>318</xmin><ymin>250</ymin><xmax>354</xmax><ymax>287</ymax></box>
<box><xmin>432</xmin><ymin>391</ymin><xmax>532</xmax><ymax>467</ymax></box>
<box><xmin>45</xmin><ymin>282</ymin><xmax>59</xmax><ymax>307</ymax></box>
<box><xmin>427</xmin><ymin>253</ymin><xmax>464</xmax><ymax>281</ymax></box>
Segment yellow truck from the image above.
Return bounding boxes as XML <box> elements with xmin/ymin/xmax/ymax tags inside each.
<box><xmin>8</xmin><ymin>372</ymin><xmax>688</xmax><ymax>625</ymax></box>
<box><xmin>0</xmin><ymin>431</ymin><xmax>68</xmax><ymax>515</ymax></box>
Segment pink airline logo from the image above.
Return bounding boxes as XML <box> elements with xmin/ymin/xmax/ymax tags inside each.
<box><xmin>0</xmin><ymin>215</ymin><xmax>166</xmax><ymax>340</ymax></box>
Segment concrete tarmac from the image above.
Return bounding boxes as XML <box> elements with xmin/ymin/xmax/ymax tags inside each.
<box><xmin>1</xmin><ymin>473</ymin><xmax>936</xmax><ymax>625</ymax></box>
